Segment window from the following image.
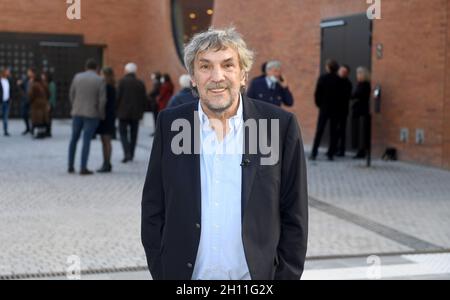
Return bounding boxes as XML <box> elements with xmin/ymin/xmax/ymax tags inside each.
<box><xmin>171</xmin><ymin>0</ymin><xmax>214</xmax><ymax>65</ymax></box>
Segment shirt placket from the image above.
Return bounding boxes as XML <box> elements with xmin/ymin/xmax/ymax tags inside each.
<box><xmin>211</xmin><ymin>133</ymin><xmax>222</xmax><ymax>273</ymax></box>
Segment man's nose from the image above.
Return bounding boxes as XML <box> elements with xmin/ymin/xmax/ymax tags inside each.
<box><xmin>211</xmin><ymin>66</ymin><xmax>225</xmax><ymax>82</ymax></box>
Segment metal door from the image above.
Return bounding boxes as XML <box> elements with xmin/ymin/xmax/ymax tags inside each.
<box><xmin>320</xmin><ymin>14</ymin><xmax>372</xmax><ymax>151</ymax></box>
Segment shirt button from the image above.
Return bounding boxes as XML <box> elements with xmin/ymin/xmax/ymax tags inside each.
<box><xmin>187</xmin><ymin>263</ymin><xmax>193</xmax><ymax>268</ymax></box>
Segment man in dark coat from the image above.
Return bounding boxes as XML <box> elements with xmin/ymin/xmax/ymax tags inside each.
<box><xmin>336</xmin><ymin>65</ymin><xmax>353</xmax><ymax>157</ymax></box>
<box><xmin>310</xmin><ymin>59</ymin><xmax>342</xmax><ymax>161</ymax></box>
<box><xmin>167</xmin><ymin>74</ymin><xmax>198</xmax><ymax>109</ymax></box>
<box><xmin>117</xmin><ymin>63</ymin><xmax>147</xmax><ymax>163</ymax></box>
<box><xmin>142</xmin><ymin>28</ymin><xmax>308</xmax><ymax>280</ymax></box>
<box><xmin>247</xmin><ymin>60</ymin><xmax>294</xmax><ymax>107</ymax></box>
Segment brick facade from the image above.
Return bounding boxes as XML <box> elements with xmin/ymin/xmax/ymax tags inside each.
<box><xmin>1</xmin><ymin>0</ymin><xmax>449</xmax><ymax>169</ymax></box>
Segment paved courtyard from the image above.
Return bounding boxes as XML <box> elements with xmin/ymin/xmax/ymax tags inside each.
<box><xmin>1</xmin><ymin>119</ymin><xmax>450</xmax><ymax>280</ymax></box>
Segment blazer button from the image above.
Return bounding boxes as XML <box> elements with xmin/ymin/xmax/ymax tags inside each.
<box><xmin>187</xmin><ymin>263</ymin><xmax>193</xmax><ymax>268</ymax></box>
<box><xmin>196</xmin><ymin>223</ymin><xmax>201</xmax><ymax>229</ymax></box>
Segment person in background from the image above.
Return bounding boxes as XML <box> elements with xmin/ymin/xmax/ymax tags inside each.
<box><xmin>0</xmin><ymin>67</ymin><xmax>14</xmax><ymax>137</ymax></box>
<box><xmin>310</xmin><ymin>59</ymin><xmax>342</xmax><ymax>161</ymax></box>
<box><xmin>148</xmin><ymin>71</ymin><xmax>161</xmax><ymax>123</ymax></box>
<box><xmin>42</xmin><ymin>71</ymin><xmax>57</xmax><ymax>137</ymax></box>
<box><xmin>18</xmin><ymin>67</ymin><xmax>36</xmax><ymax>135</ymax></box>
<box><xmin>96</xmin><ymin>67</ymin><xmax>117</xmax><ymax>173</ymax></box>
<box><xmin>167</xmin><ymin>74</ymin><xmax>198</xmax><ymax>108</ymax></box>
<box><xmin>335</xmin><ymin>65</ymin><xmax>353</xmax><ymax>157</ymax></box>
<box><xmin>351</xmin><ymin>67</ymin><xmax>372</xmax><ymax>159</ymax></box>
<box><xmin>247</xmin><ymin>60</ymin><xmax>294</xmax><ymax>107</ymax></box>
<box><xmin>29</xmin><ymin>72</ymin><xmax>50</xmax><ymax>139</ymax></box>
<box><xmin>68</xmin><ymin>59</ymin><xmax>106</xmax><ymax>175</ymax></box>
<box><xmin>117</xmin><ymin>63</ymin><xmax>147</xmax><ymax>163</ymax></box>
<box><xmin>156</xmin><ymin>74</ymin><xmax>174</xmax><ymax>112</ymax></box>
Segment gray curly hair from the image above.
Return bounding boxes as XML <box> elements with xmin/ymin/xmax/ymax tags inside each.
<box><xmin>183</xmin><ymin>27</ymin><xmax>255</xmax><ymax>78</ymax></box>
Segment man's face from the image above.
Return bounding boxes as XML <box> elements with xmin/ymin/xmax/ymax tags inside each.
<box><xmin>27</xmin><ymin>69</ymin><xmax>35</xmax><ymax>79</ymax></box>
<box><xmin>266</xmin><ymin>67</ymin><xmax>282</xmax><ymax>79</ymax></box>
<box><xmin>338</xmin><ymin>67</ymin><xmax>349</xmax><ymax>79</ymax></box>
<box><xmin>192</xmin><ymin>47</ymin><xmax>245</xmax><ymax>114</ymax></box>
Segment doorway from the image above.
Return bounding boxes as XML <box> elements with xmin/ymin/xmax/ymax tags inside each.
<box><xmin>0</xmin><ymin>32</ymin><xmax>104</xmax><ymax>118</ymax></box>
<box><xmin>320</xmin><ymin>13</ymin><xmax>372</xmax><ymax>151</ymax></box>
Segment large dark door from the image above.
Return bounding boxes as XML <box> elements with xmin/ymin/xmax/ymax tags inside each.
<box><xmin>320</xmin><ymin>14</ymin><xmax>372</xmax><ymax>151</ymax></box>
<box><xmin>0</xmin><ymin>32</ymin><xmax>104</xmax><ymax>118</ymax></box>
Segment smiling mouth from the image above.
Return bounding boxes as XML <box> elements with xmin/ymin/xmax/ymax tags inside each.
<box><xmin>209</xmin><ymin>88</ymin><xmax>227</xmax><ymax>94</ymax></box>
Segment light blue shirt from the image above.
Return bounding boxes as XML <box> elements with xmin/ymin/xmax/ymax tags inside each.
<box><xmin>265</xmin><ymin>76</ymin><xmax>276</xmax><ymax>90</ymax></box>
<box><xmin>1</xmin><ymin>78</ymin><xmax>10</xmax><ymax>102</ymax></box>
<box><xmin>192</xmin><ymin>95</ymin><xmax>251</xmax><ymax>280</ymax></box>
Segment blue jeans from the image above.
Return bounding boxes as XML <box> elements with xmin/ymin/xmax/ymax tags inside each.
<box><xmin>1</xmin><ymin>100</ymin><xmax>10</xmax><ymax>134</ymax></box>
<box><xmin>68</xmin><ymin>116</ymin><xmax>100</xmax><ymax>170</ymax></box>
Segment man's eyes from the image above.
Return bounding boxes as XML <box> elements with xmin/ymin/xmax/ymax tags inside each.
<box><xmin>199</xmin><ymin>64</ymin><xmax>234</xmax><ymax>70</ymax></box>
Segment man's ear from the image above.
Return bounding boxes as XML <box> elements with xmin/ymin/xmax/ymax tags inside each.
<box><xmin>240</xmin><ymin>71</ymin><xmax>247</xmax><ymax>87</ymax></box>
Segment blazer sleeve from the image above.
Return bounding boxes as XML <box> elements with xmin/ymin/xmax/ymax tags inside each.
<box><xmin>246</xmin><ymin>79</ymin><xmax>258</xmax><ymax>99</ymax></box>
<box><xmin>275</xmin><ymin>114</ymin><xmax>309</xmax><ymax>280</ymax></box>
<box><xmin>141</xmin><ymin>82</ymin><xmax>147</xmax><ymax>117</ymax></box>
<box><xmin>141</xmin><ymin>111</ymin><xmax>166</xmax><ymax>280</ymax></box>
<box><xmin>281</xmin><ymin>87</ymin><xmax>294</xmax><ymax>107</ymax></box>
<box><xmin>314</xmin><ymin>76</ymin><xmax>324</xmax><ymax>108</ymax></box>
<box><xmin>69</xmin><ymin>76</ymin><xmax>76</xmax><ymax>105</ymax></box>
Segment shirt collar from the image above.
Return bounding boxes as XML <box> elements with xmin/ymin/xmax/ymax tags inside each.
<box><xmin>198</xmin><ymin>94</ymin><xmax>243</xmax><ymax>132</ymax></box>
<box><xmin>265</xmin><ymin>76</ymin><xmax>272</xmax><ymax>88</ymax></box>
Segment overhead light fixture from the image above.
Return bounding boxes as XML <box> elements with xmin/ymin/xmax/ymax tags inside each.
<box><xmin>207</xmin><ymin>9</ymin><xmax>214</xmax><ymax>15</ymax></box>
<box><xmin>320</xmin><ymin>20</ymin><xmax>346</xmax><ymax>28</ymax></box>
<box><xmin>189</xmin><ymin>13</ymin><xmax>197</xmax><ymax>19</ymax></box>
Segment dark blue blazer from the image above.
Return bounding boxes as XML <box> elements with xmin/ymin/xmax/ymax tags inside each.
<box><xmin>247</xmin><ymin>77</ymin><xmax>294</xmax><ymax>107</ymax></box>
<box><xmin>166</xmin><ymin>88</ymin><xmax>198</xmax><ymax>109</ymax></box>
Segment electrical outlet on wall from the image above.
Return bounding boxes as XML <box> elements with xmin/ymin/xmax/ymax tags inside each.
<box><xmin>400</xmin><ymin>128</ymin><xmax>409</xmax><ymax>143</ymax></box>
<box><xmin>416</xmin><ymin>129</ymin><xmax>425</xmax><ymax>145</ymax></box>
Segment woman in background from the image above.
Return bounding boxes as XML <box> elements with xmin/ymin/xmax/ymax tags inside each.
<box><xmin>156</xmin><ymin>74</ymin><xmax>174</xmax><ymax>113</ymax></box>
<box><xmin>96</xmin><ymin>67</ymin><xmax>117</xmax><ymax>173</ymax></box>
<box><xmin>351</xmin><ymin>67</ymin><xmax>372</xmax><ymax>159</ymax></box>
<box><xmin>42</xmin><ymin>71</ymin><xmax>56</xmax><ymax>137</ymax></box>
<box><xmin>29</xmin><ymin>72</ymin><xmax>50</xmax><ymax>139</ymax></box>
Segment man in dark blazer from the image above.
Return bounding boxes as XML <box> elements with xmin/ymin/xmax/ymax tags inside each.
<box><xmin>117</xmin><ymin>63</ymin><xmax>147</xmax><ymax>163</ymax></box>
<box><xmin>167</xmin><ymin>74</ymin><xmax>198</xmax><ymax>109</ymax></box>
<box><xmin>336</xmin><ymin>65</ymin><xmax>353</xmax><ymax>157</ymax></box>
<box><xmin>142</xmin><ymin>28</ymin><xmax>308</xmax><ymax>280</ymax></box>
<box><xmin>247</xmin><ymin>60</ymin><xmax>294</xmax><ymax>107</ymax></box>
<box><xmin>310</xmin><ymin>59</ymin><xmax>342</xmax><ymax>161</ymax></box>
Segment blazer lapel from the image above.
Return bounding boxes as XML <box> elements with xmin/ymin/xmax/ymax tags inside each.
<box><xmin>241</xmin><ymin>96</ymin><xmax>262</xmax><ymax>220</ymax></box>
<box><xmin>188</xmin><ymin>105</ymin><xmax>202</xmax><ymax>218</ymax></box>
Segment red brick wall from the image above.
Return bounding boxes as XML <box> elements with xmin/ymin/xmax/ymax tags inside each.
<box><xmin>212</xmin><ymin>0</ymin><xmax>367</xmax><ymax>144</ymax></box>
<box><xmin>372</xmin><ymin>0</ymin><xmax>447</xmax><ymax>167</ymax></box>
<box><xmin>1</xmin><ymin>0</ymin><xmax>449</xmax><ymax>169</ymax></box>
<box><xmin>0</xmin><ymin>0</ymin><xmax>185</xmax><ymax>89</ymax></box>
<box><xmin>444</xmin><ymin>1</ymin><xmax>450</xmax><ymax>169</ymax></box>
<box><xmin>213</xmin><ymin>0</ymin><xmax>450</xmax><ymax>169</ymax></box>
